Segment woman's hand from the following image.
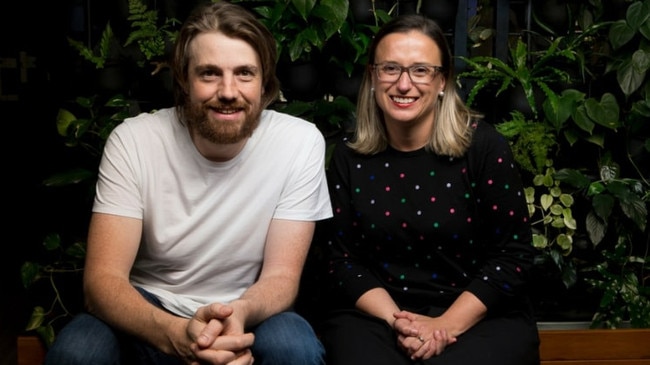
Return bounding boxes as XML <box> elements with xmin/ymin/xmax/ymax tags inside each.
<box><xmin>393</xmin><ymin>311</ymin><xmax>457</xmax><ymax>360</ymax></box>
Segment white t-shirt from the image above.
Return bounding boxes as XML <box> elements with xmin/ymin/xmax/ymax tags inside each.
<box><xmin>93</xmin><ymin>107</ymin><xmax>332</xmax><ymax>317</ymax></box>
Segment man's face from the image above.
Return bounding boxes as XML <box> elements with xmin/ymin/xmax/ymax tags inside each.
<box><xmin>184</xmin><ymin>32</ymin><xmax>264</xmax><ymax>144</ymax></box>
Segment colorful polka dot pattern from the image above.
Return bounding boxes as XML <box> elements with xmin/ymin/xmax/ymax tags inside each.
<box><xmin>324</xmin><ymin>121</ymin><xmax>535</xmax><ymax>308</ymax></box>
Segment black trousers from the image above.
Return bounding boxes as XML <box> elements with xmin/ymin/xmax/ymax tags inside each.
<box><xmin>320</xmin><ymin>307</ymin><xmax>540</xmax><ymax>365</ymax></box>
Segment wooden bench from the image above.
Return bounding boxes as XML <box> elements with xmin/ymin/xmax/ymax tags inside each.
<box><xmin>539</xmin><ymin>328</ymin><xmax>650</xmax><ymax>364</ymax></box>
<box><xmin>17</xmin><ymin>328</ymin><xmax>650</xmax><ymax>365</ymax></box>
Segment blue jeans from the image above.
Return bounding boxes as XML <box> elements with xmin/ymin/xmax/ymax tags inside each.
<box><xmin>44</xmin><ymin>288</ymin><xmax>325</xmax><ymax>365</ymax></box>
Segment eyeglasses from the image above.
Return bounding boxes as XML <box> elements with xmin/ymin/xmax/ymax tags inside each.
<box><xmin>373</xmin><ymin>62</ymin><xmax>443</xmax><ymax>84</ymax></box>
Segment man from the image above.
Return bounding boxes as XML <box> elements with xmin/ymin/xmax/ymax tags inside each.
<box><xmin>44</xmin><ymin>2</ymin><xmax>332</xmax><ymax>364</ymax></box>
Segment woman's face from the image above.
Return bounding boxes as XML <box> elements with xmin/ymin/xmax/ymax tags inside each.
<box><xmin>372</xmin><ymin>30</ymin><xmax>446</xmax><ymax>129</ymax></box>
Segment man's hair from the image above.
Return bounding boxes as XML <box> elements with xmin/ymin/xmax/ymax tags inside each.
<box><xmin>171</xmin><ymin>1</ymin><xmax>280</xmax><ymax>114</ymax></box>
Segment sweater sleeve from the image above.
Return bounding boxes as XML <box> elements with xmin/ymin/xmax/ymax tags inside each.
<box><xmin>323</xmin><ymin>137</ymin><xmax>386</xmax><ymax>306</ymax></box>
<box><xmin>464</xmin><ymin>121</ymin><xmax>536</xmax><ymax>311</ymax></box>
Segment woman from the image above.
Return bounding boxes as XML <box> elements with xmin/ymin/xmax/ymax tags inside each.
<box><xmin>318</xmin><ymin>14</ymin><xmax>540</xmax><ymax>365</ymax></box>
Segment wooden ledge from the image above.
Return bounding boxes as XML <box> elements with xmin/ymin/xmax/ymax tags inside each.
<box><xmin>16</xmin><ymin>328</ymin><xmax>650</xmax><ymax>365</ymax></box>
<box><xmin>539</xmin><ymin>328</ymin><xmax>650</xmax><ymax>364</ymax></box>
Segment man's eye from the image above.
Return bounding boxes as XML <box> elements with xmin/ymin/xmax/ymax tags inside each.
<box><xmin>201</xmin><ymin>70</ymin><xmax>219</xmax><ymax>79</ymax></box>
<box><xmin>236</xmin><ymin>71</ymin><xmax>255</xmax><ymax>81</ymax></box>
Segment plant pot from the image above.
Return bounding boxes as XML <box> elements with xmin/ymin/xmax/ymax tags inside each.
<box><xmin>327</xmin><ymin>68</ymin><xmax>363</xmax><ymax>103</ymax></box>
<box><xmin>398</xmin><ymin>0</ymin><xmax>417</xmax><ymax>15</ymax></box>
<box><xmin>17</xmin><ymin>335</ymin><xmax>46</xmax><ymax>365</ymax></box>
<box><xmin>350</xmin><ymin>0</ymin><xmax>392</xmax><ymax>24</ymax></box>
<box><xmin>419</xmin><ymin>0</ymin><xmax>458</xmax><ymax>32</ymax></box>
<box><xmin>278</xmin><ymin>60</ymin><xmax>324</xmax><ymax>101</ymax></box>
<box><xmin>532</xmin><ymin>0</ymin><xmax>577</xmax><ymax>35</ymax></box>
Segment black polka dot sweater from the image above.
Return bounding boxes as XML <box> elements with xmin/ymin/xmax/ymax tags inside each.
<box><xmin>323</xmin><ymin>120</ymin><xmax>536</xmax><ymax>313</ymax></box>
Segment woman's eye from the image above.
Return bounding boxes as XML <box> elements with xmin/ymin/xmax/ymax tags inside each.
<box><xmin>383</xmin><ymin>65</ymin><xmax>400</xmax><ymax>74</ymax></box>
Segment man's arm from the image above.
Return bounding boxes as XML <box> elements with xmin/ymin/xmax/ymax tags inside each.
<box><xmin>228</xmin><ymin>218</ymin><xmax>315</xmax><ymax>328</ymax></box>
<box><xmin>83</xmin><ymin>212</ymin><xmax>194</xmax><ymax>357</ymax></box>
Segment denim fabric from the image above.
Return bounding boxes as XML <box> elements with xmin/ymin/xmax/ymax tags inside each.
<box><xmin>44</xmin><ymin>288</ymin><xmax>325</xmax><ymax>365</ymax></box>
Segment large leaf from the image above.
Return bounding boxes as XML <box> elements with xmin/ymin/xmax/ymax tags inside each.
<box><xmin>625</xmin><ymin>1</ymin><xmax>650</xmax><ymax>30</ymax></box>
<box><xmin>315</xmin><ymin>0</ymin><xmax>349</xmax><ymax>39</ymax></box>
<box><xmin>584</xmin><ymin>93</ymin><xmax>620</xmax><ymax>130</ymax></box>
<box><xmin>291</xmin><ymin>0</ymin><xmax>317</xmax><ymax>20</ymax></box>
<box><xmin>585</xmin><ymin>210</ymin><xmax>607</xmax><ymax>246</ymax></box>
<box><xmin>554</xmin><ymin>168</ymin><xmax>591</xmax><ymax>188</ymax></box>
<box><xmin>592</xmin><ymin>193</ymin><xmax>615</xmax><ymax>221</ymax></box>
<box><xmin>56</xmin><ymin>109</ymin><xmax>77</xmax><ymax>137</ymax></box>
<box><xmin>617</xmin><ymin>50</ymin><xmax>650</xmax><ymax>96</ymax></box>
<box><xmin>609</xmin><ymin>19</ymin><xmax>635</xmax><ymax>49</ymax></box>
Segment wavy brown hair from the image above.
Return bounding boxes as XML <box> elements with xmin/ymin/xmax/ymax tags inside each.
<box><xmin>171</xmin><ymin>1</ymin><xmax>280</xmax><ymax>120</ymax></box>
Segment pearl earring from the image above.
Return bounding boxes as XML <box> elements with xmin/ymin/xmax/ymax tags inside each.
<box><xmin>438</xmin><ymin>91</ymin><xmax>445</xmax><ymax>98</ymax></box>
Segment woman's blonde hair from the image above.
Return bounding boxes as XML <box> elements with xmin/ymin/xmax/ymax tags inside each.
<box><xmin>351</xmin><ymin>14</ymin><xmax>481</xmax><ymax>157</ymax></box>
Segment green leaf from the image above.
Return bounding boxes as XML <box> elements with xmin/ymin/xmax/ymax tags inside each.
<box><xmin>625</xmin><ymin>1</ymin><xmax>650</xmax><ymax>30</ymax></box>
<box><xmin>588</xmin><ymin>181</ymin><xmax>606</xmax><ymax>195</ymax></box>
<box><xmin>20</xmin><ymin>262</ymin><xmax>41</xmax><ymax>288</ymax></box>
<box><xmin>559</xmin><ymin>193</ymin><xmax>574</xmax><ymax>207</ymax></box>
<box><xmin>66</xmin><ymin>241</ymin><xmax>88</xmax><ymax>260</ymax></box>
<box><xmin>554</xmin><ymin>168</ymin><xmax>591</xmax><ymax>188</ymax></box>
<box><xmin>544</xmin><ymin>89</ymin><xmax>584</xmax><ymax>129</ymax></box>
<box><xmin>618</xmin><ymin>193</ymin><xmax>648</xmax><ymax>231</ymax></box>
<box><xmin>541</xmin><ymin>194</ymin><xmax>553</xmax><ymax>210</ymax></box>
<box><xmin>557</xmin><ymin>233</ymin><xmax>573</xmax><ymax>250</ymax></box>
<box><xmin>291</xmin><ymin>0</ymin><xmax>317</xmax><ymax>20</ymax></box>
<box><xmin>532</xmin><ymin>233</ymin><xmax>548</xmax><ymax>249</ymax></box>
<box><xmin>617</xmin><ymin>51</ymin><xmax>649</xmax><ymax>96</ymax></box>
<box><xmin>56</xmin><ymin>109</ymin><xmax>77</xmax><ymax>137</ymax></box>
<box><xmin>43</xmin><ymin>233</ymin><xmax>62</xmax><ymax>251</ymax></box>
<box><xmin>592</xmin><ymin>193</ymin><xmax>615</xmax><ymax>221</ymax></box>
<box><xmin>586</xmin><ymin>211</ymin><xmax>606</xmax><ymax>246</ymax></box>
<box><xmin>609</xmin><ymin>19</ymin><xmax>635</xmax><ymax>49</ymax></box>
<box><xmin>37</xmin><ymin>324</ymin><xmax>57</xmax><ymax>348</ymax></box>
<box><xmin>42</xmin><ymin>168</ymin><xmax>96</xmax><ymax>187</ymax></box>
<box><xmin>584</xmin><ymin>93</ymin><xmax>620</xmax><ymax>130</ymax></box>
<box><xmin>316</xmin><ymin>0</ymin><xmax>349</xmax><ymax>39</ymax></box>
<box><xmin>572</xmin><ymin>104</ymin><xmax>596</xmax><ymax>134</ymax></box>
<box><xmin>24</xmin><ymin>306</ymin><xmax>46</xmax><ymax>331</ymax></box>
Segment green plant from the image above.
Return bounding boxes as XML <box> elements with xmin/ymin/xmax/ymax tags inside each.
<box><xmin>523</xmin><ymin>159</ymin><xmax>578</xmax><ymax>288</ymax></box>
<box><xmin>460</xmin><ymin>0</ymin><xmax>650</xmax><ymax>327</ymax></box>
<box><xmin>234</xmin><ymin>0</ymin><xmax>350</xmax><ymax>62</ymax></box>
<box><xmin>21</xmin><ymin>234</ymin><xmax>86</xmax><ymax>347</ymax></box>
<box><xmin>68</xmin><ymin>0</ymin><xmax>179</xmax><ymax>70</ymax></box>
<box><xmin>458</xmin><ymin>37</ymin><xmax>575</xmax><ymax>119</ymax></box>
<box><xmin>20</xmin><ymin>0</ymin><xmax>177</xmax><ymax>345</ymax></box>
<box><xmin>554</xmin><ymin>152</ymin><xmax>649</xmax><ymax>328</ymax></box>
<box><xmin>327</xmin><ymin>2</ymin><xmax>392</xmax><ymax>77</ymax></box>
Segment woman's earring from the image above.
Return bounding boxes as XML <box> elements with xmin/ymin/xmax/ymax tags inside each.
<box><xmin>371</xmin><ymin>87</ymin><xmax>375</xmax><ymax>92</ymax></box>
<box><xmin>438</xmin><ymin>91</ymin><xmax>445</xmax><ymax>98</ymax></box>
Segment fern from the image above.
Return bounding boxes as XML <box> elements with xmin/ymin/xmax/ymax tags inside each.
<box><xmin>495</xmin><ymin>111</ymin><xmax>558</xmax><ymax>175</ymax></box>
<box><xmin>67</xmin><ymin>23</ymin><xmax>114</xmax><ymax>69</ymax></box>
<box><xmin>124</xmin><ymin>0</ymin><xmax>180</xmax><ymax>64</ymax></box>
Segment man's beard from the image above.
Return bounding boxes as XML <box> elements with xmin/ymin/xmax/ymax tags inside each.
<box><xmin>184</xmin><ymin>100</ymin><xmax>261</xmax><ymax>144</ymax></box>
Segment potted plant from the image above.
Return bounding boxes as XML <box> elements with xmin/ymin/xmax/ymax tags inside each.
<box><xmin>457</xmin><ymin>0</ymin><xmax>650</xmax><ymax>328</ymax></box>
<box><xmin>232</xmin><ymin>0</ymin><xmax>350</xmax><ymax>101</ymax></box>
<box><xmin>19</xmin><ymin>0</ymin><xmax>179</xmax><ymax>350</ymax></box>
